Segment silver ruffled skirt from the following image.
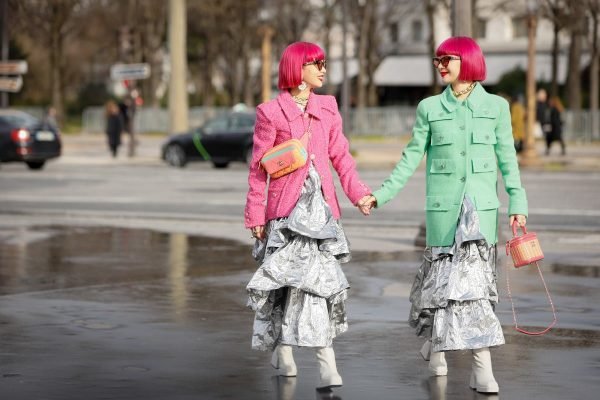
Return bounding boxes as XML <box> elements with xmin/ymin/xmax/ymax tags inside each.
<box><xmin>247</xmin><ymin>164</ymin><xmax>351</xmax><ymax>351</ymax></box>
<box><xmin>409</xmin><ymin>196</ymin><xmax>504</xmax><ymax>352</ymax></box>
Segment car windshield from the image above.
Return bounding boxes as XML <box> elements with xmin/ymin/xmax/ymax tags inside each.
<box><xmin>0</xmin><ymin>112</ymin><xmax>39</xmax><ymax>127</ymax></box>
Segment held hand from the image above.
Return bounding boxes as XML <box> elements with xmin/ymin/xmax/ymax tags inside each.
<box><xmin>509</xmin><ymin>214</ymin><xmax>527</xmax><ymax>228</ymax></box>
<box><xmin>250</xmin><ymin>225</ymin><xmax>266</xmax><ymax>240</ymax></box>
<box><xmin>357</xmin><ymin>195</ymin><xmax>377</xmax><ymax>216</ymax></box>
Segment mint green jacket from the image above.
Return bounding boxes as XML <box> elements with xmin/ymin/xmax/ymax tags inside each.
<box><xmin>373</xmin><ymin>83</ymin><xmax>528</xmax><ymax>246</ymax></box>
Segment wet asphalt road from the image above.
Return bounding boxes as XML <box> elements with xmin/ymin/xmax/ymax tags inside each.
<box><xmin>0</xmin><ymin>225</ymin><xmax>599</xmax><ymax>400</ymax></box>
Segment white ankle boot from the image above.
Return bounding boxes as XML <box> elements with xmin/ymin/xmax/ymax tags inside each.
<box><xmin>420</xmin><ymin>340</ymin><xmax>447</xmax><ymax>376</ymax></box>
<box><xmin>429</xmin><ymin>351</ymin><xmax>448</xmax><ymax>376</ymax></box>
<box><xmin>271</xmin><ymin>344</ymin><xmax>297</xmax><ymax>377</ymax></box>
<box><xmin>315</xmin><ymin>347</ymin><xmax>343</xmax><ymax>389</ymax></box>
<box><xmin>470</xmin><ymin>347</ymin><xmax>499</xmax><ymax>393</ymax></box>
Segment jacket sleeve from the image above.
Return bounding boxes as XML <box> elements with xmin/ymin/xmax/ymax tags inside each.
<box><xmin>372</xmin><ymin>100</ymin><xmax>430</xmax><ymax>207</ymax></box>
<box><xmin>244</xmin><ymin>106</ymin><xmax>276</xmax><ymax>228</ymax></box>
<box><xmin>495</xmin><ymin>99</ymin><xmax>528</xmax><ymax>216</ymax></box>
<box><xmin>327</xmin><ymin>98</ymin><xmax>371</xmax><ymax>205</ymax></box>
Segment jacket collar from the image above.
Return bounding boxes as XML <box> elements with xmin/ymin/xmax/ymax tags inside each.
<box><xmin>277</xmin><ymin>91</ymin><xmax>325</xmax><ymax>121</ymax></box>
<box><xmin>440</xmin><ymin>82</ymin><xmax>488</xmax><ymax>113</ymax></box>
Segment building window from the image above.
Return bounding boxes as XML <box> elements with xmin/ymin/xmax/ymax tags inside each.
<box><xmin>512</xmin><ymin>17</ymin><xmax>527</xmax><ymax>38</ymax></box>
<box><xmin>390</xmin><ymin>22</ymin><xmax>399</xmax><ymax>43</ymax></box>
<box><xmin>412</xmin><ymin>20</ymin><xmax>423</xmax><ymax>42</ymax></box>
<box><xmin>474</xmin><ymin>18</ymin><xmax>487</xmax><ymax>39</ymax></box>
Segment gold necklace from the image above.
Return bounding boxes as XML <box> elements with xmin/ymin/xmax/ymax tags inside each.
<box><xmin>452</xmin><ymin>82</ymin><xmax>476</xmax><ymax>97</ymax></box>
<box><xmin>292</xmin><ymin>94</ymin><xmax>309</xmax><ymax>107</ymax></box>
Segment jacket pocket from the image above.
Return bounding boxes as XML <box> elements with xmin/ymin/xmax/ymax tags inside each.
<box><xmin>428</xmin><ymin>110</ymin><xmax>455</xmax><ymax>136</ymax></box>
<box><xmin>430</xmin><ymin>158</ymin><xmax>455</xmax><ymax>174</ymax></box>
<box><xmin>472</xmin><ymin>131</ymin><xmax>497</xmax><ymax>145</ymax></box>
<box><xmin>431</xmin><ymin>132</ymin><xmax>453</xmax><ymax>146</ymax></box>
<box><xmin>472</xmin><ymin>157</ymin><xmax>496</xmax><ymax>173</ymax></box>
<box><xmin>474</xmin><ymin>194</ymin><xmax>500</xmax><ymax>210</ymax></box>
<box><xmin>425</xmin><ymin>195</ymin><xmax>453</xmax><ymax>211</ymax></box>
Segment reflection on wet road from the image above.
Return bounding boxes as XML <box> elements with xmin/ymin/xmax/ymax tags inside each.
<box><xmin>0</xmin><ymin>226</ymin><xmax>599</xmax><ymax>399</ymax></box>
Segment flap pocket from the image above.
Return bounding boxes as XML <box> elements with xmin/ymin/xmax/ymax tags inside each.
<box><xmin>472</xmin><ymin>131</ymin><xmax>497</xmax><ymax>144</ymax></box>
<box><xmin>472</xmin><ymin>108</ymin><xmax>498</xmax><ymax>119</ymax></box>
<box><xmin>425</xmin><ymin>195</ymin><xmax>453</xmax><ymax>211</ymax></box>
<box><xmin>430</xmin><ymin>159</ymin><xmax>455</xmax><ymax>174</ymax></box>
<box><xmin>475</xmin><ymin>194</ymin><xmax>500</xmax><ymax>210</ymax></box>
<box><xmin>428</xmin><ymin>110</ymin><xmax>454</xmax><ymax>122</ymax></box>
<box><xmin>472</xmin><ymin>158</ymin><xmax>496</xmax><ymax>173</ymax></box>
<box><xmin>431</xmin><ymin>132</ymin><xmax>453</xmax><ymax>146</ymax></box>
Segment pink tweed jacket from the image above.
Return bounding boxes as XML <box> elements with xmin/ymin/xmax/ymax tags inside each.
<box><xmin>244</xmin><ymin>91</ymin><xmax>371</xmax><ymax>228</ymax></box>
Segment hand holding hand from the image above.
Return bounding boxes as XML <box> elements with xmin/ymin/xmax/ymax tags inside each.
<box><xmin>250</xmin><ymin>225</ymin><xmax>266</xmax><ymax>240</ymax></box>
<box><xmin>357</xmin><ymin>195</ymin><xmax>377</xmax><ymax>216</ymax></box>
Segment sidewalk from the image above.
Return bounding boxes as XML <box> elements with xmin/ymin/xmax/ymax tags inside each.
<box><xmin>58</xmin><ymin>133</ymin><xmax>600</xmax><ymax>172</ymax></box>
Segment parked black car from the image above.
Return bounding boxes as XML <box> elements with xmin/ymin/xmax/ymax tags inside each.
<box><xmin>161</xmin><ymin>111</ymin><xmax>256</xmax><ymax>168</ymax></box>
<box><xmin>0</xmin><ymin>110</ymin><xmax>61</xmax><ymax>170</ymax></box>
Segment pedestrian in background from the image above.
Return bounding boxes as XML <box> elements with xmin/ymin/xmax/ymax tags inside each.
<box><xmin>546</xmin><ymin>96</ymin><xmax>566</xmax><ymax>156</ymax></box>
<box><xmin>105</xmin><ymin>100</ymin><xmax>123</xmax><ymax>158</ymax></box>
<box><xmin>536</xmin><ymin>88</ymin><xmax>551</xmax><ymax>140</ymax></box>
<box><xmin>360</xmin><ymin>36</ymin><xmax>528</xmax><ymax>394</ymax></box>
<box><xmin>244</xmin><ymin>41</ymin><xmax>372</xmax><ymax>390</ymax></box>
<box><xmin>42</xmin><ymin>106</ymin><xmax>59</xmax><ymax>131</ymax></box>
<box><xmin>510</xmin><ymin>95</ymin><xmax>525</xmax><ymax>153</ymax></box>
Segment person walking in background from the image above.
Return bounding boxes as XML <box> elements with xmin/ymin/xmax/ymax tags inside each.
<box><xmin>105</xmin><ymin>101</ymin><xmax>123</xmax><ymax>158</ymax></box>
<box><xmin>42</xmin><ymin>106</ymin><xmax>59</xmax><ymax>131</ymax></box>
<box><xmin>546</xmin><ymin>96</ymin><xmax>566</xmax><ymax>156</ymax></box>
<box><xmin>244</xmin><ymin>41</ymin><xmax>372</xmax><ymax>390</ymax></box>
<box><xmin>510</xmin><ymin>95</ymin><xmax>525</xmax><ymax>153</ymax></box>
<box><xmin>536</xmin><ymin>88</ymin><xmax>551</xmax><ymax>140</ymax></box>
<box><xmin>359</xmin><ymin>36</ymin><xmax>528</xmax><ymax>394</ymax></box>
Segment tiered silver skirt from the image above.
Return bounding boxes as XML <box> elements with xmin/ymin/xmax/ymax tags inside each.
<box><xmin>409</xmin><ymin>196</ymin><xmax>505</xmax><ymax>352</ymax></box>
<box><xmin>247</xmin><ymin>164</ymin><xmax>351</xmax><ymax>351</ymax></box>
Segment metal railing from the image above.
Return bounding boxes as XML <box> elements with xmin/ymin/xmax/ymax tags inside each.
<box><xmin>81</xmin><ymin>106</ymin><xmax>230</xmax><ymax>134</ymax></box>
<box><xmin>11</xmin><ymin>105</ymin><xmax>599</xmax><ymax>141</ymax></box>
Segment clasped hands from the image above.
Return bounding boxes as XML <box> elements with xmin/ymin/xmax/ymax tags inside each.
<box><xmin>356</xmin><ymin>194</ymin><xmax>377</xmax><ymax>216</ymax></box>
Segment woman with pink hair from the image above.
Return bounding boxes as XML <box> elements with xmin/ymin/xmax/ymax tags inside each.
<box><xmin>361</xmin><ymin>37</ymin><xmax>528</xmax><ymax>394</ymax></box>
<box><xmin>244</xmin><ymin>41</ymin><xmax>372</xmax><ymax>390</ymax></box>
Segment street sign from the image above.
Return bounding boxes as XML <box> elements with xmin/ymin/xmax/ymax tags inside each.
<box><xmin>0</xmin><ymin>76</ymin><xmax>23</xmax><ymax>92</ymax></box>
<box><xmin>0</xmin><ymin>60</ymin><xmax>28</xmax><ymax>75</ymax></box>
<box><xmin>110</xmin><ymin>63</ymin><xmax>151</xmax><ymax>80</ymax></box>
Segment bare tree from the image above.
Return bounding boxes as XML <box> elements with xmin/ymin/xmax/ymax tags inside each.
<box><xmin>540</xmin><ymin>0</ymin><xmax>570</xmax><ymax>98</ymax></box>
<box><xmin>588</xmin><ymin>0</ymin><xmax>600</xmax><ymax>138</ymax></box>
<box><xmin>565</xmin><ymin>0</ymin><xmax>585</xmax><ymax>110</ymax></box>
<box><xmin>13</xmin><ymin>0</ymin><xmax>85</xmax><ymax>126</ymax></box>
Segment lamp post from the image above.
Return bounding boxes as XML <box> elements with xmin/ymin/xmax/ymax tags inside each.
<box><xmin>522</xmin><ymin>0</ymin><xmax>540</xmax><ymax>165</ymax></box>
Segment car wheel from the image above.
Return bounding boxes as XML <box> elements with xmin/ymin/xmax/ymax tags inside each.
<box><xmin>26</xmin><ymin>161</ymin><xmax>45</xmax><ymax>170</ymax></box>
<box><xmin>164</xmin><ymin>144</ymin><xmax>187</xmax><ymax>167</ymax></box>
<box><xmin>244</xmin><ymin>146</ymin><xmax>253</xmax><ymax>165</ymax></box>
<box><xmin>212</xmin><ymin>161</ymin><xmax>229</xmax><ymax>169</ymax></box>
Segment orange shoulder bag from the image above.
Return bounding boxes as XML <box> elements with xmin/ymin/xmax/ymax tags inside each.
<box><xmin>260</xmin><ymin>117</ymin><xmax>312</xmax><ymax>179</ymax></box>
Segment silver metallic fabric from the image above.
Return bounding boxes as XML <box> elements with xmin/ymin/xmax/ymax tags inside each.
<box><xmin>409</xmin><ymin>196</ymin><xmax>504</xmax><ymax>352</ymax></box>
<box><xmin>247</xmin><ymin>163</ymin><xmax>350</xmax><ymax>351</ymax></box>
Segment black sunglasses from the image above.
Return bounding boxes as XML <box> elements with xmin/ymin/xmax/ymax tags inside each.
<box><xmin>303</xmin><ymin>59</ymin><xmax>327</xmax><ymax>71</ymax></box>
<box><xmin>432</xmin><ymin>55</ymin><xmax>461</xmax><ymax>68</ymax></box>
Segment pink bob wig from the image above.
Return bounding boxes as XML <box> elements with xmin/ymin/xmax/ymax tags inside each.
<box><xmin>436</xmin><ymin>36</ymin><xmax>486</xmax><ymax>82</ymax></box>
<box><xmin>278</xmin><ymin>42</ymin><xmax>325</xmax><ymax>90</ymax></box>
